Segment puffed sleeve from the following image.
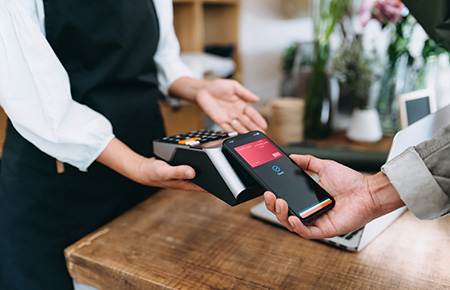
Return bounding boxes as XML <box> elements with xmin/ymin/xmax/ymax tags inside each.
<box><xmin>0</xmin><ymin>0</ymin><xmax>115</xmax><ymax>171</ymax></box>
<box><xmin>152</xmin><ymin>0</ymin><xmax>194</xmax><ymax>96</ymax></box>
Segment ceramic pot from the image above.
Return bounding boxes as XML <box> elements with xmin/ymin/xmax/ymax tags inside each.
<box><xmin>346</xmin><ymin>108</ymin><xmax>382</xmax><ymax>142</ymax></box>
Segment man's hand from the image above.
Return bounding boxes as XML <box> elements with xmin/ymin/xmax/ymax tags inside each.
<box><xmin>264</xmin><ymin>154</ymin><xmax>405</xmax><ymax>239</ymax></box>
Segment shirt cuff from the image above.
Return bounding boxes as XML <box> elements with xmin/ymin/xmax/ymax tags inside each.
<box><xmin>156</xmin><ymin>58</ymin><xmax>194</xmax><ymax>96</ymax></box>
<box><xmin>78</xmin><ymin>133</ymin><xmax>115</xmax><ymax>172</ymax></box>
<box><xmin>381</xmin><ymin>147</ymin><xmax>450</xmax><ymax>220</ymax></box>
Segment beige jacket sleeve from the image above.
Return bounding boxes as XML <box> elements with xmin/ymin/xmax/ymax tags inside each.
<box><xmin>381</xmin><ymin>124</ymin><xmax>450</xmax><ymax>220</ymax></box>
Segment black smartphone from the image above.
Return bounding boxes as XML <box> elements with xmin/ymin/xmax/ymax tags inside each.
<box><xmin>223</xmin><ymin>131</ymin><xmax>335</xmax><ymax>222</ymax></box>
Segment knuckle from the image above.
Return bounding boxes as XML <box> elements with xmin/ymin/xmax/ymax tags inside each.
<box><xmin>153</xmin><ymin>167</ymin><xmax>165</xmax><ymax>180</ymax></box>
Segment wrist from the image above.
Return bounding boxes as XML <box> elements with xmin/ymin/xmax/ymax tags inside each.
<box><xmin>367</xmin><ymin>172</ymin><xmax>405</xmax><ymax>218</ymax></box>
<box><xmin>97</xmin><ymin>137</ymin><xmax>148</xmax><ymax>184</ymax></box>
<box><xmin>122</xmin><ymin>152</ymin><xmax>149</xmax><ymax>184</ymax></box>
<box><xmin>168</xmin><ymin>76</ymin><xmax>207</xmax><ymax>102</ymax></box>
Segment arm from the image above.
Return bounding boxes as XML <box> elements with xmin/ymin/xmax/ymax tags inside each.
<box><xmin>0</xmin><ymin>1</ymin><xmax>202</xmax><ymax>191</ymax></box>
<box><xmin>382</xmin><ymin>124</ymin><xmax>450</xmax><ymax>219</ymax></box>
<box><xmin>0</xmin><ymin>0</ymin><xmax>113</xmax><ymax>171</ymax></box>
<box><xmin>152</xmin><ymin>0</ymin><xmax>267</xmax><ymax>133</ymax></box>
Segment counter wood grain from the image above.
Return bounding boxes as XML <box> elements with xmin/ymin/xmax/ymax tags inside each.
<box><xmin>65</xmin><ymin>189</ymin><xmax>450</xmax><ymax>289</ymax></box>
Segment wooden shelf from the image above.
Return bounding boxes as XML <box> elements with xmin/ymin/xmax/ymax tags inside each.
<box><xmin>172</xmin><ymin>0</ymin><xmax>240</xmax><ymax>76</ymax></box>
<box><xmin>167</xmin><ymin>0</ymin><xmax>241</xmax><ymax>133</ymax></box>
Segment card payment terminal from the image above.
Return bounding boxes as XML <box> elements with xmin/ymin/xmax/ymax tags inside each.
<box><xmin>153</xmin><ymin>129</ymin><xmax>264</xmax><ymax>206</ymax></box>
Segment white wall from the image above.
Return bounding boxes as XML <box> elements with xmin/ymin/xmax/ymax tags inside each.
<box><xmin>240</xmin><ymin>0</ymin><xmax>312</xmax><ymax>102</ymax></box>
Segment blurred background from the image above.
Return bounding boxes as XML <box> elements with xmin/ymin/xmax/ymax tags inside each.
<box><xmin>2</xmin><ymin>0</ymin><xmax>448</xmax><ymax>165</ymax></box>
<box><xmin>166</xmin><ymin>0</ymin><xmax>450</xmax><ymax>147</ymax></box>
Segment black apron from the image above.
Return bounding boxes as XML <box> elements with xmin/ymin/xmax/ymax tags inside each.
<box><xmin>0</xmin><ymin>1</ymin><xmax>165</xmax><ymax>289</ymax></box>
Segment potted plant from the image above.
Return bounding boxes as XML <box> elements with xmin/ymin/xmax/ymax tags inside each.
<box><xmin>331</xmin><ymin>35</ymin><xmax>383</xmax><ymax>142</ymax></box>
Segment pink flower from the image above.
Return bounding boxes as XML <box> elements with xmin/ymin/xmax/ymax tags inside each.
<box><xmin>360</xmin><ymin>0</ymin><xmax>406</xmax><ymax>27</ymax></box>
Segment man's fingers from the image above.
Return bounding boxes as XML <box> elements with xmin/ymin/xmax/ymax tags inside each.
<box><xmin>275</xmin><ymin>198</ymin><xmax>295</xmax><ymax>231</ymax></box>
<box><xmin>290</xmin><ymin>154</ymin><xmax>323</xmax><ymax>173</ymax></box>
<box><xmin>289</xmin><ymin>217</ymin><xmax>332</xmax><ymax>240</ymax></box>
<box><xmin>265</xmin><ymin>192</ymin><xmax>295</xmax><ymax>231</ymax></box>
<box><xmin>288</xmin><ymin>217</ymin><xmax>316</xmax><ymax>239</ymax></box>
<box><xmin>264</xmin><ymin>191</ymin><xmax>277</xmax><ymax>213</ymax></box>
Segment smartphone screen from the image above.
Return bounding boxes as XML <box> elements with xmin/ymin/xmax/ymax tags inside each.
<box><xmin>223</xmin><ymin>131</ymin><xmax>334</xmax><ymax>222</ymax></box>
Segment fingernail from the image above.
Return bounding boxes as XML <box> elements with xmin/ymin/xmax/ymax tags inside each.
<box><xmin>275</xmin><ymin>202</ymin><xmax>280</xmax><ymax>214</ymax></box>
<box><xmin>264</xmin><ymin>197</ymin><xmax>269</xmax><ymax>205</ymax></box>
<box><xmin>185</xmin><ymin>170</ymin><xmax>194</xmax><ymax>179</ymax></box>
<box><xmin>289</xmin><ymin>219</ymin><xmax>295</xmax><ymax>229</ymax></box>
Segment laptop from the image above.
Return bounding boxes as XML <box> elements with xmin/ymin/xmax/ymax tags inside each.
<box><xmin>250</xmin><ymin>104</ymin><xmax>450</xmax><ymax>251</ymax></box>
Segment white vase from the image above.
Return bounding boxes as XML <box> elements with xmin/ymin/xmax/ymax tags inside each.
<box><xmin>346</xmin><ymin>108</ymin><xmax>382</xmax><ymax>142</ymax></box>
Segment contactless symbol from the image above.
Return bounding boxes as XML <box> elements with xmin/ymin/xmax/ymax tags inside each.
<box><xmin>272</xmin><ymin>165</ymin><xmax>281</xmax><ymax>173</ymax></box>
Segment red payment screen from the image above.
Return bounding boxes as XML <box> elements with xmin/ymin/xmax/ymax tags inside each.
<box><xmin>234</xmin><ymin>138</ymin><xmax>283</xmax><ymax>168</ymax></box>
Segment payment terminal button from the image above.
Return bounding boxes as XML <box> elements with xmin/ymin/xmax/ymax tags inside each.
<box><xmin>178</xmin><ymin>137</ymin><xmax>201</xmax><ymax>145</ymax></box>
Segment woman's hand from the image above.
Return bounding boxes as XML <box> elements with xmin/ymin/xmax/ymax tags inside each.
<box><xmin>169</xmin><ymin>77</ymin><xmax>267</xmax><ymax>133</ymax></box>
<box><xmin>195</xmin><ymin>79</ymin><xmax>267</xmax><ymax>133</ymax></box>
<box><xmin>264</xmin><ymin>154</ymin><xmax>404</xmax><ymax>239</ymax></box>
<box><xmin>132</xmin><ymin>156</ymin><xmax>204</xmax><ymax>192</ymax></box>
<box><xmin>97</xmin><ymin>138</ymin><xmax>204</xmax><ymax>192</ymax></box>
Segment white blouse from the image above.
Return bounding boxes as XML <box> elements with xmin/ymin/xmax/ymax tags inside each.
<box><xmin>0</xmin><ymin>0</ymin><xmax>192</xmax><ymax>171</ymax></box>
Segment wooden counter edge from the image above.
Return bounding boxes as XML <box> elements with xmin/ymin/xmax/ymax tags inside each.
<box><xmin>65</xmin><ymin>227</ymin><xmax>170</xmax><ymax>290</ymax></box>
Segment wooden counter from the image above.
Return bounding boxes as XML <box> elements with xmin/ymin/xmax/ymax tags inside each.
<box><xmin>65</xmin><ymin>189</ymin><xmax>450</xmax><ymax>289</ymax></box>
